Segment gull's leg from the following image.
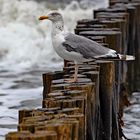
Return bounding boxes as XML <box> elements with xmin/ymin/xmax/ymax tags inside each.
<box><xmin>73</xmin><ymin>63</ymin><xmax>78</xmax><ymax>81</ymax></box>
<box><xmin>64</xmin><ymin>64</ymin><xmax>78</xmax><ymax>83</ymax></box>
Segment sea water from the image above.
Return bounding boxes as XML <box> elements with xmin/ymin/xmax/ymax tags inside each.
<box><xmin>0</xmin><ymin>0</ymin><xmax>139</xmax><ymax>140</ymax></box>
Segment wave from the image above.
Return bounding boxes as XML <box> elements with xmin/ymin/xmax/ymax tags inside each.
<box><xmin>0</xmin><ymin>0</ymin><xmax>108</xmax><ymax>71</ymax></box>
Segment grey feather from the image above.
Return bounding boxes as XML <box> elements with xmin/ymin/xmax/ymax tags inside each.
<box><xmin>63</xmin><ymin>33</ymin><xmax>118</xmax><ymax>59</ymax></box>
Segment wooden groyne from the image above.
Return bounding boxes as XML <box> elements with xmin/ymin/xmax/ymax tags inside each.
<box><xmin>6</xmin><ymin>0</ymin><xmax>140</xmax><ymax>140</ymax></box>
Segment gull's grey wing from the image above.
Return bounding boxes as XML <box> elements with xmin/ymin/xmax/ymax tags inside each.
<box><xmin>63</xmin><ymin>33</ymin><xmax>118</xmax><ymax>59</ymax></box>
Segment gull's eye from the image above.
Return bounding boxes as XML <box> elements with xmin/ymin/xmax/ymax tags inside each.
<box><xmin>51</xmin><ymin>13</ymin><xmax>55</xmax><ymax>16</ymax></box>
<box><xmin>51</xmin><ymin>13</ymin><xmax>57</xmax><ymax>17</ymax></box>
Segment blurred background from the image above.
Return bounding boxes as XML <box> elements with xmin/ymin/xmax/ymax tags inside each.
<box><xmin>0</xmin><ymin>0</ymin><xmax>139</xmax><ymax>140</ymax></box>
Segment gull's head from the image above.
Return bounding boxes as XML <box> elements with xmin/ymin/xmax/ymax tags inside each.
<box><xmin>39</xmin><ymin>11</ymin><xmax>63</xmax><ymax>23</ymax></box>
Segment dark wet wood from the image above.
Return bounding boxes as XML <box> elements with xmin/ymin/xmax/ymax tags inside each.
<box><xmin>99</xmin><ymin>61</ymin><xmax>118</xmax><ymax>140</ymax></box>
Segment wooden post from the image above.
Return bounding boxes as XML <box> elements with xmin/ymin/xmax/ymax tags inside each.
<box><xmin>99</xmin><ymin>61</ymin><xmax>115</xmax><ymax>140</ymax></box>
<box><xmin>42</xmin><ymin>71</ymin><xmax>64</xmax><ymax>100</ymax></box>
<box><xmin>5</xmin><ymin>131</ymin><xmax>31</xmax><ymax>140</ymax></box>
<box><xmin>36</xmin><ymin>122</ymin><xmax>73</xmax><ymax>140</ymax></box>
<box><xmin>131</xmin><ymin>2</ymin><xmax>140</xmax><ymax>91</ymax></box>
<box><xmin>6</xmin><ymin>131</ymin><xmax>57</xmax><ymax>140</ymax></box>
<box><xmin>42</xmin><ymin>73</ymin><xmax>53</xmax><ymax>99</ymax></box>
<box><xmin>83</xmin><ymin>70</ymin><xmax>101</xmax><ymax>140</ymax></box>
<box><xmin>66</xmin><ymin>114</ymin><xmax>85</xmax><ymax>140</ymax></box>
<box><xmin>65</xmin><ymin>81</ymin><xmax>97</xmax><ymax>140</ymax></box>
<box><xmin>34</xmin><ymin>131</ymin><xmax>57</xmax><ymax>140</ymax></box>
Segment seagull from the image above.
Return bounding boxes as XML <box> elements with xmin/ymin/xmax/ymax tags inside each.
<box><xmin>39</xmin><ymin>11</ymin><xmax>135</xmax><ymax>83</ymax></box>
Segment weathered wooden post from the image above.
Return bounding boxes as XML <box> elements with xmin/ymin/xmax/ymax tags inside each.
<box><xmin>131</xmin><ymin>2</ymin><xmax>140</xmax><ymax>91</ymax></box>
<box><xmin>42</xmin><ymin>71</ymin><xmax>64</xmax><ymax>107</ymax></box>
<box><xmin>99</xmin><ymin>61</ymin><xmax>116</xmax><ymax>140</ymax></box>
<box><xmin>42</xmin><ymin>73</ymin><xmax>53</xmax><ymax>99</ymax></box>
<box><xmin>5</xmin><ymin>131</ymin><xmax>57</xmax><ymax>140</ymax></box>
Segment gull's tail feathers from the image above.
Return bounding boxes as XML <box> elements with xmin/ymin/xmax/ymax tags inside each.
<box><xmin>95</xmin><ymin>54</ymin><xmax>135</xmax><ymax>62</ymax></box>
<box><xmin>118</xmin><ymin>54</ymin><xmax>135</xmax><ymax>61</ymax></box>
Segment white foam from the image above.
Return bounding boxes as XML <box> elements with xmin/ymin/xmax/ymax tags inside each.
<box><xmin>0</xmin><ymin>0</ymin><xmax>58</xmax><ymax>71</ymax></box>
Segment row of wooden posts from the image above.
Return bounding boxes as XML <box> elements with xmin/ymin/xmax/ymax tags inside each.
<box><xmin>6</xmin><ymin>0</ymin><xmax>140</xmax><ymax>140</ymax></box>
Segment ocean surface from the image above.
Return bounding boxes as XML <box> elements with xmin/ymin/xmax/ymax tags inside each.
<box><xmin>0</xmin><ymin>0</ymin><xmax>139</xmax><ymax>140</ymax></box>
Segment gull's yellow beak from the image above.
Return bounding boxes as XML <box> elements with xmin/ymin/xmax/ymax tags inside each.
<box><xmin>38</xmin><ymin>16</ymin><xmax>48</xmax><ymax>20</ymax></box>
